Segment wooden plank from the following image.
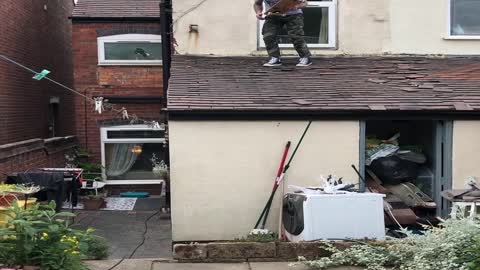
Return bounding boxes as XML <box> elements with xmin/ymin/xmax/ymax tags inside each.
<box><xmin>266</xmin><ymin>0</ymin><xmax>299</xmax><ymax>14</ymax></box>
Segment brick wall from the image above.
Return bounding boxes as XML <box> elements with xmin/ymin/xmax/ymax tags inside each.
<box><xmin>0</xmin><ymin>137</ymin><xmax>77</xmax><ymax>177</ymax></box>
<box><xmin>0</xmin><ymin>0</ymin><xmax>75</xmax><ymax>144</ymax></box>
<box><xmin>72</xmin><ymin>22</ymin><xmax>164</xmax><ymax>163</ymax></box>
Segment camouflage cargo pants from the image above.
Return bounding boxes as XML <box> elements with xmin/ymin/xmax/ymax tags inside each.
<box><xmin>262</xmin><ymin>14</ymin><xmax>311</xmax><ymax>58</ymax></box>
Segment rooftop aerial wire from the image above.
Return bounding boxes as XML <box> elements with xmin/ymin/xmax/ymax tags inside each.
<box><xmin>0</xmin><ymin>53</ymin><xmax>164</xmax><ymax>129</ymax></box>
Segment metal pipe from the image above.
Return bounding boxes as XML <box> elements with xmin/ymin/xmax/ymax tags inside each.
<box><xmin>160</xmin><ymin>0</ymin><xmax>172</xmax><ymax>108</ymax></box>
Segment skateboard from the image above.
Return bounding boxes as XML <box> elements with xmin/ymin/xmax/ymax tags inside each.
<box><xmin>265</xmin><ymin>0</ymin><xmax>301</xmax><ymax>16</ymax></box>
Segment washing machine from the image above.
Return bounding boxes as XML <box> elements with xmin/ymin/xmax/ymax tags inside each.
<box><xmin>283</xmin><ymin>192</ymin><xmax>386</xmax><ymax>242</ymax></box>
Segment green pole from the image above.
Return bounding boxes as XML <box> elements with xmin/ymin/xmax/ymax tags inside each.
<box><xmin>254</xmin><ymin>120</ymin><xmax>313</xmax><ymax>229</ymax></box>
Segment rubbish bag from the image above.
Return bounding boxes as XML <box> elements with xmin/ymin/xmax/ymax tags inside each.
<box><xmin>366</xmin><ymin>144</ymin><xmax>399</xmax><ymax>166</ymax></box>
<box><xmin>369</xmin><ymin>156</ymin><xmax>420</xmax><ymax>185</ymax></box>
<box><xmin>397</xmin><ymin>151</ymin><xmax>426</xmax><ymax>164</ymax></box>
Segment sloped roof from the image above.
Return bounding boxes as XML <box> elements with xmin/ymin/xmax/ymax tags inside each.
<box><xmin>167</xmin><ymin>55</ymin><xmax>480</xmax><ymax>117</ymax></box>
<box><xmin>72</xmin><ymin>0</ymin><xmax>160</xmax><ymax>19</ymax></box>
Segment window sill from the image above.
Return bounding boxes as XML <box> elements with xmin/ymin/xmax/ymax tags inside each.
<box><xmin>98</xmin><ymin>62</ymin><xmax>163</xmax><ymax>66</ymax></box>
<box><xmin>106</xmin><ymin>180</ymin><xmax>165</xmax><ymax>185</ymax></box>
<box><xmin>443</xmin><ymin>35</ymin><xmax>480</xmax><ymax>40</ymax></box>
<box><xmin>258</xmin><ymin>44</ymin><xmax>338</xmax><ymax>51</ymax></box>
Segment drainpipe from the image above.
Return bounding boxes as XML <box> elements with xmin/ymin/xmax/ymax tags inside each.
<box><xmin>160</xmin><ymin>0</ymin><xmax>172</xmax><ymax>108</ymax></box>
<box><xmin>160</xmin><ymin>0</ymin><xmax>173</xmax><ymax>210</ymax></box>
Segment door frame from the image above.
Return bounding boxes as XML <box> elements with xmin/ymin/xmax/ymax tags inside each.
<box><xmin>359</xmin><ymin>120</ymin><xmax>453</xmax><ymax>217</ymax></box>
<box><xmin>434</xmin><ymin>120</ymin><xmax>453</xmax><ymax>217</ymax></box>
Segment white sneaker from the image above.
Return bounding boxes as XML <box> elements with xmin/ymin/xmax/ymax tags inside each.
<box><xmin>263</xmin><ymin>57</ymin><xmax>282</xmax><ymax>67</ymax></box>
<box><xmin>296</xmin><ymin>57</ymin><xmax>312</xmax><ymax>67</ymax></box>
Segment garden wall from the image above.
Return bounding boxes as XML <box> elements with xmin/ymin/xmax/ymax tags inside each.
<box><xmin>173</xmin><ymin>241</ymin><xmax>352</xmax><ymax>262</ymax></box>
<box><xmin>0</xmin><ymin>136</ymin><xmax>77</xmax><ymax>176</ymax></box>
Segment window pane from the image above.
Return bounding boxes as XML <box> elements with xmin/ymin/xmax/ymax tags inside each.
<box><xmin>105</xmin><ymin>143</ymin><xmax>166</xmax><ymax>181</ymax></box>
<box><xmin>278</xmin><ymin>7</ymin><xmax>329</xmax><ymax>44</ymax></box>
<box><xmin>451</xmin><ymin>0</ymin><xmax>480</xmax><ymax>35</ymax></box>
<box><xmin>107</xmin><ymin>130</ymin><xmax>165</xmax><ymax>139</ymax></box>
<box><xmin>104</xmin><ymin>42</ymin><xmax>162</xmax><ymax>60</ymax></box>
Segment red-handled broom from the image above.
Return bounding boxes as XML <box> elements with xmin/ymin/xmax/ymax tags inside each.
<box><xmin>253</xmin><ymin>141</ymin><xmax>291</xmax><ymax>230</ymax></box>
<box><xmin>253</xmin><ymin>121</ymin><xmax>312</xmax><ymax>230</ymax></box>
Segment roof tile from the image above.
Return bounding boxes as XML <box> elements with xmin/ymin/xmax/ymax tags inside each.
<box><xmin>168</xmin><ymin>55</ymin><xmax>480</xmax><ymax>113</ymax></box>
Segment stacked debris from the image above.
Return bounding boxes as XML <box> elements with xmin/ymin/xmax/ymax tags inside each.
<box><xmin>442</xmin><ymin>176</ymin><xmax>480</xmax><ymax>202</ymax></box>
<box><xmin>365</xmin><ymin>133</ymin><xmax>437</xmax><ymax>227</ymax></box>
<box><xmin>288</xmin><ymin>175</ymin><xmax>358</xmax><ymax>195</ymax></box>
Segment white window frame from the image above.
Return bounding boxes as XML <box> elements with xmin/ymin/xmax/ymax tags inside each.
<box><xmin>101</xmin><ymin>124</ymin><xmax>166</xmax><ymax>185</ymax></box>
<box><xmin>445</xmin><ymin>0</ymin><xmax>480</xmax><ymax>40</ymax></box>
<box><xmin>258</xmin><ymin>0</ymin><xmax>337</xmax><ymax>49</ymax></box>
<box><xmin>97</xmin><ymin>34</ymin><xmax>163</xmax><ymax>65</ymax></box>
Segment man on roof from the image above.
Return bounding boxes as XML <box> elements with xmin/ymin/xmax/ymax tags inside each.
<box><xmin>254</xmin><ymin>0</ymin><xmax>312</xmax><ymax>67</ymax></box>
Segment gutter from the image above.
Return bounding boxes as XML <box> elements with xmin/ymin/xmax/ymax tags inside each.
<box><xmin>167</xmin><ymin>109</ymin><xmax>480</xmax><ymax>121</ymax></box>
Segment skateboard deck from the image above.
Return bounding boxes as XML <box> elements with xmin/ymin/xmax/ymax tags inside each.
<box><xmin>265</xmin><ymin>0</ymin><xmax>299</xmax><ymax>15</ymax></box>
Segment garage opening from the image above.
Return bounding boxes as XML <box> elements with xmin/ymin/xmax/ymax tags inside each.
<box><xmin>362</xmin><ymin>120</ymin><xmax>453</xmax><ymax>228</ymax></box>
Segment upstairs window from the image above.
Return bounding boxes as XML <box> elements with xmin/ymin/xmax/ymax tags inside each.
<box><xmin>258</xmin><ymin>0</ymin><xmax>337</xmax><ymax>48</ymax></box>
<box><xmin>98</xmin><ymin>34</ymin><xmax>162</xmax><ymax>65</ymax></box>
<box><xmin>449</xmin><ymin>0</ymin><xmax>480</xmax><ymax>37</ymax></box>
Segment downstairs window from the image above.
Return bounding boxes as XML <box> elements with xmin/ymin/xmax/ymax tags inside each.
<box><xmin>101</xmin><ymin>125</ymin><xmax>167</xmax><ymax>185</ymax></box>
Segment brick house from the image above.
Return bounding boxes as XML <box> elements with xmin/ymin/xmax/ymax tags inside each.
<box><xmin>0</xmin><ymin>0</ymin><xmax>77</xmax><ymax>175</ymax></box>
<box><xmin>168</xmin><ymin>0</ymin><xmax>480</xmax><ymax>241</ymax></box>
<box><xmin>71</xmin><ymin>0</ymin><xmax>166</xmax><ymax>194</ymax></box>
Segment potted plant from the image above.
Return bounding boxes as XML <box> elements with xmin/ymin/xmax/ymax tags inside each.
<box><xmin>74</xmin><ymin>148</ymin><xmax>91</xmax><ymax>164</ymax></box>
<box><xmin>150</xmin><ymin>154</ymin><xmax>169</xmax><ymax>179</ymax></box>
<box><xmin>80</xmin><ymin>192</ymin><xmax>106</xmax><ymax>210</ymax></box>
<box><xmin>0</xmin><ymin>184</ymin><xmax>20</xmax><ymax>207</ymax></box>
<box><xmin>0</xmin><ymin>184</ymin><xmax>40</xmax><ymax>207</ymax></box>
<box><xmin>75</xmin><ymin>161</ymin><xmax>103</xmax><ymax>181</ymax></box>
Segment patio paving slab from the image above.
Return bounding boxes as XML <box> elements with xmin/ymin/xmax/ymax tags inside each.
<box><xmin>85</xmin><ymin>261</ymin><xmax>363</xmax><ymax>270</ymax></box>
<box><xmin>249</xmin><ymin>262</ymin><xmax>360</xmax><ymax>270</ymax></box>
<box><xmin>72</xmin><ymin>208</ymin><xmax>172</xmax><ymax>259</ymax></box>
<box><xmin>85</xmin><ymin>259</ymin><xmax>155</xmax><ymax>270</ymax></box>
<box><xmin>151</xmin><ymin>262</ymin><xmax>250</xmax><ymax>270</ymax></box>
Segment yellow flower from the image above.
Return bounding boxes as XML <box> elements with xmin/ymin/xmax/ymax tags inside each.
<box><xmin>40</xmin><ymin>232</ymin><xmax>49</xmax><ymax>240</ymax></box>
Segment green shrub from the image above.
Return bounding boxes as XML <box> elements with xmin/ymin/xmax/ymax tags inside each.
<box><xmin>84</xmin><ymin>234</ymin><xmax>109</xmax><ymax>260</ymax></box>
<box><xmin>0</xmin><ymin>202</ymin><xmax>92</xmax><ymax>270</ymax></box>
<box><xmin>234</xmin><ymin>232</ymin><xmax>279</xmax><ymax>242</ymax></box>
<box><xmin>299</xmin><ymin>218</ymin><xmax>480</xmax><ymax>270</ymax></box>
<box><xmin>464</xmin><ymin>235</ymin><xmax>480</xmax><ymax>270</ymax></box>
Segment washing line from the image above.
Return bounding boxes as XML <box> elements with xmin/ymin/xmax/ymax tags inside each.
<box><xmin>0</xmin><ymin>53</ymin><xmax>164</xmax><ymax>128</ymax></box>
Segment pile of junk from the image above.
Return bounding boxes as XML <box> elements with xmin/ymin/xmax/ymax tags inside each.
<box><xmin>365</xmin><ymin>133</ymin><xmax>439</xmax><ymax>230</ymax></box>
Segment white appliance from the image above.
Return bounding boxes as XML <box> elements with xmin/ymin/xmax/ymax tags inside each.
<box><xmin>283</xmin><ymin>192</ymin><xmax>385</xmax><ymax>242</ymax></box>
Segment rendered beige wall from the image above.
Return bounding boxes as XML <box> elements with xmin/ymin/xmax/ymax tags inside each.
<box><xmin>169</xmin><ymin>121</ymin><xmax>360</xmax><ymax>241</ymax></box>
<box><xmin>172</xmin><ymin>0</ymin><xmax>480</xmax><ymax>56</ymax></box>
<box><xmin>452</xmin><ymin>121</ymin><xmax>480</xmax><ymax>189</ymax></box>
<box><xmin>388</xmin><ymin>0</ymin><xmax>480</xmax><ymax>55</ymax></box>
<box><xmin>173</xmin><ymin>0</ymin><xmax>257</xmax><ymax>56</ymax></box>
<box><xmin>172</xmin><ymin>0</ymin><xmax>389</xmax><ymax>56</ymax></box>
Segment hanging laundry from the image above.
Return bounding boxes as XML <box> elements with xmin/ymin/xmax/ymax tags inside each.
<box><xmin>32</xmin><ymin>69</ymin><xmax>50</xmax><ymax>80</ymax></box>
<box><xmin>94</xmin><ymin>97</ymin><xmax>104</xmax><ymax>114</ymax></box>
<box><xmin>120</xmin><ymin>107</ymin><xmax>129</xmax><ymax>120</ymax></box>
<box><xmin>129</xmin><ymin>114</ymin><xmax>139</xmax><ymax>124</ymax></box>
<box><xmin>151</xmin><ymin>121</ymin><xmax>162</xmax><ymax>130</ymax></box>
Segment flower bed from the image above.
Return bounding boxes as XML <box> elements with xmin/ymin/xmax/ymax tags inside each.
<box><xmin>300</xmin><ymin>217</ymin><xmax>480</xmax><ymax>270</ymax></box>
<box><xmin>0</xmin><ymin>201</ymin><xmax>107</xmax><ymax>270</ymax></box>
